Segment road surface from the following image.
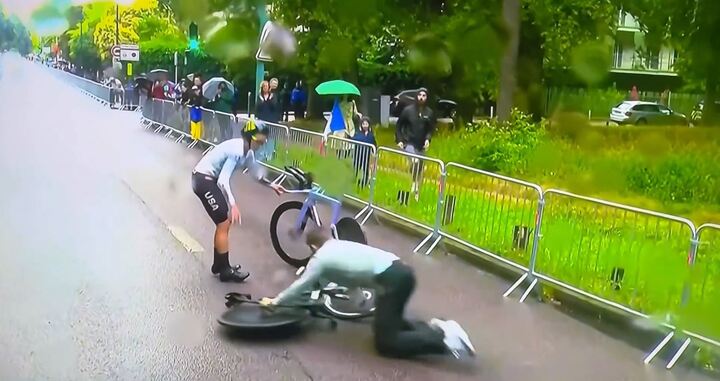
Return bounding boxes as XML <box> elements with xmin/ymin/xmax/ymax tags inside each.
<box><xmin>0</xmin><ymin>54</ymin><xmax>712</xmax><ymax>381</ymax></box>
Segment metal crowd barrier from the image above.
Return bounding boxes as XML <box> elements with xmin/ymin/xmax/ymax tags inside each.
<box><xmin>50</xmin><ymin>67</ymin><xmax>111</xmax><ymax>105</ymax></box>
<box><xmin>440</xmin><ymin>162</ymin><xmax>543</xmax><ymax>272</ymax></box>
<box><xmin>67</xmin><ymin>80</ymin><xmax>720</xmax><ymax>370</ymax></box>
<box><xmin>671</xmin><ymin>223</ymin><xmax>720</xmax><ymax>359</ymax></box>
<box><xmin>358</xmin><ymin>146</ymin><xmax>446</xmax><ymax>253</ymax></box>
<box><xmin>286</xmin><ymin>127</ymin><xmax>325</xmax><ymax>170</ymax></box>
<box><xmin>325</xmin><ymin>135</ymin><xmax>376</xmax><ymax>201</ymax></box>
<box><xmin>256</xmin><ymin>120</ymin><xmax>291</xmax><ymax>168</ymax></box>
<box><xmin>529</xmin><ymin>190</ymin><xmax>695</xmax><ymax>315</ymax></box>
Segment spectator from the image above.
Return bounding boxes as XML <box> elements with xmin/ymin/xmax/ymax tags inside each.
<box><xmin>290</xmin><ymin>81</ymin><xmax>307</xmax><ymax>120</ymax></box>
<box><xmin>255</xmin><ymin>80</ymin><xmax>279</xmax><ymax>123</ymax></box>
<box><xmin>280</xmin><ymin>81</ymin><xmax>291</xmax><ymax>121</ymax></box>
<box><xmin>323</xmin><ymin>95</ymin><xmax>361</xmax><ymax>140</ymax></box>
<box><xmin>269</xmin><ymin>77</ymin><xmax>282</xmax><ymax>121</ymax></box>
<box><xmin>189</xmin><ymin>85</ymin><xmax>204</xmax><ymax>141</ymax></box>
<box><xmin>352</xmin><ymin>117</ymin><xmax>377</xmax><ymax>187</ymax></box>
<box><xmin>395</xmin><ymin>87</ymin><xmax>436</xmax><ymax>200</ymax></box>
<box><xmin>212</xmin><ymin>82</ymin><xmax>235</xmax><ymax>142</ymax></box>
<box><xmin>151</xmin><ymin>80</ymin><xmax>166</xmax><ymax>100</ymax></box>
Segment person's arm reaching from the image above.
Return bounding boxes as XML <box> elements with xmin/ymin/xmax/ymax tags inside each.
<box><xmin>274</xmin><ymin>257</ymin><xmax>325</xmax><ymax>305</ymax></box>
<box><xmin>217</xmin><ymin>156</ymin><xmax>241</xmax><ymax>223</ymax></box>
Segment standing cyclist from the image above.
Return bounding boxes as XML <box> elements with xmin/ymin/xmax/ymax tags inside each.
<box><xmin>191</xmin><ymin>119</ymin><xmax>269</xmax><ymax>282</ymax></box>
<box><xmin>260</xmin><ymin>230</ymin><xmax>475</xmax><ymax>359</ymax></box>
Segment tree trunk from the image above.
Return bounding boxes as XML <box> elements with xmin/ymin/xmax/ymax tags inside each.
<box><xmin>703</xmin><ymin>70</ymin><xmax>718</xmax><ymax>125</ymax></box>
<box><xmin>497</xmin><ymin>0</ymin><xmax>521</xmax><ymax>121</ymax></box>
<box><xmin>306</xmin><ymin>82</ymin><xmax>324</xmax><ymax>119</ymax></box>
<box><xmin>516</xmin><ymin>11</ymin><xmax>544</xmax><ymax>122</ymax></box>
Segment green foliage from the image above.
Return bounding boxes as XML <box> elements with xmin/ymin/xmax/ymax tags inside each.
<box><xmin>460</xmin><ymin>110</ymin><xmax>546</xmax><ymax>174</ymax></box>
<box><xmin>624</xmin><ymin>150</ymin><xmax>720</xmax><ymax>206</ymax></box>
<box><xmin>525</xmin><ymin>0</ymin><xmax>617</xmax><ymax>71</ymax></box>
<box><xmin>0</xmin><ymin>10</ymin><xmax>33</xmax><ymax>54</ymax></box>
<box><xmin>69</xmin><ymin>33</ymin><xmax>102</xmax><ymax>72</ymax></box>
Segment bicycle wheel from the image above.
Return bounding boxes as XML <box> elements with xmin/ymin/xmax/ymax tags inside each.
<box><xmin>270</xmin><ymin>200</ymin><xmax>317</xmax><ymax>268</ymax></box>
<box><xmin>322</xmin><ymin>287</ymin><xmax>375</xmax><ymax>320</ymax></box>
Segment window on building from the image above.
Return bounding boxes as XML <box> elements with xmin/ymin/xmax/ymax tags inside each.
<box><xmin>646</xmin><ymin>50</ymin><xmax>660</xmax><ymax>70</ymax></box>
<box><xmin>613</xmin><ymin>43</ymin><xmax>623</xmax><ymax>68</ymax></box>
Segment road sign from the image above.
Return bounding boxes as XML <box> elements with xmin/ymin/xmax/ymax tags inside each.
<box><xmin>256</xmin><ymin>21</ymin><xmax>296</xmax><ymax>63</ymax></box>
<box><xmin>256</xmin><ymin>21</ymin><xmax>274</xmax><ymax>62</ymax></box>
<box><xmin>119</xmin><ymin>44</ymin><xmax>140</xmax><ymax>62</ymax></box>
<box><xmin>111</xmin><ymin>45</ymin><xmax>121</xmax><ymax>57</ymax></box>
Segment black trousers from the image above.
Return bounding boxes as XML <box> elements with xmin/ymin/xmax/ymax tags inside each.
<box><xmin>373</xmin><ymin>261</ymin><xmax>447</xmax><ymax>358</ymax></box>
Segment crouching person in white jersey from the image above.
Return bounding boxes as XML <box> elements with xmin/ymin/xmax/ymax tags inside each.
<box><xmin>191</xmin><ymin>120</ymin><xmax>268</xmax><ymax>282</ymax></box>
<box><xmin>260</xmin><ymin>230</ymin><xmax>476</xmax><ymax>359</ymax></box>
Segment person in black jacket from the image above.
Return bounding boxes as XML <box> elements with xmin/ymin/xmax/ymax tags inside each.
<box><xmin>395</xmin><ymin>88</ymin><xmax>436</xmax><ymax>199</ymax></box>
<box><xmin>255</xmin><ymin>80</ymin><xmax>279</xmax><ymax>123</ymax></box>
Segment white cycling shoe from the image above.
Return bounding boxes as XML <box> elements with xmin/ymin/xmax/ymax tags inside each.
<box><xmin>430</xmin><ymin>318</ymin><xmax>476</xmax><ymax>359</ymax></box>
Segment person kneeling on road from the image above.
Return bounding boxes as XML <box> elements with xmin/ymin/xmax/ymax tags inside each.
<box><xmin>191</xmin><ymin>119</ymin><xmax>268</xmax><ymax>282</ymax></box>
<box><xmin>260</xmin><ymin>230</ymin><xmax>475</xmax><ymax>359</ymax></box>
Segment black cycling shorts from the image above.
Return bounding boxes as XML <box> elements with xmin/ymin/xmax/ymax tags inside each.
<box><xmin>192</xmin><ymin>172</ymin><xmax>229</xmax><ymax>224</ymax></box>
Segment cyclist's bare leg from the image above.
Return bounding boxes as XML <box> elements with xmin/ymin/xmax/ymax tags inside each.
<box><xmin>214</xmin><ymin>220</ymin><xmax>230</xmax><ymax>253</ymax></box>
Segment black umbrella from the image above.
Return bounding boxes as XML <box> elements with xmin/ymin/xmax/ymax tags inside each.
<box><xmin>148</xmin><ymin>69</ymin><xmax>169</xmax><ymax>82</ymax></box>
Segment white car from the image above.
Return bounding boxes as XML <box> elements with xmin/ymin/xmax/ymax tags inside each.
<box><xmin>609</xmin><ymin>101</ymin><xmax>688</xmax><ymax>126</ymax></box>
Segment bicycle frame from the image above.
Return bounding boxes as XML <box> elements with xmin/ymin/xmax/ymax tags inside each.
<box><xmin>270</xmin><ymin>173</ymin><xmax>343</xmax><ymax>238</ymax></box>
<box><xmin>296</xmin><ymin>191</ymin><xmax>343</xmax><ymax>239</ymax></box>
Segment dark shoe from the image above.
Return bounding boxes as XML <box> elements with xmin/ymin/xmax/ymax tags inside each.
<box><xmin>219</xmin><ymin>267</ymin><xmax>250</xmax><ymax>283</ymax></box>
<box><xmin>212</xmin><ymin>264</ymin><xmax>241</xmax><ymax>275</ymax></box>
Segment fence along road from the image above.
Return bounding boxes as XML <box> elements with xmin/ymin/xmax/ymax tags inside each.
<box><xmin>48</xmin><ymin>62</ymin><xmax>720</xmax><ymax>374</ymax></box>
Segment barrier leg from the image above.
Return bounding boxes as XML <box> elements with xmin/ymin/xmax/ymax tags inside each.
<box><xmin>354</xmin><ymin>206</ymin><xmax>370</xmax><ymax>221</ymax></box>
<box><xmin>425</xmin><ymin>234</ymin><xmax>442</xmax><ymax>255</ymax></box>
<box><xmin>644</xmin><ymin>331</ymin><xmax>675</xmax><ymax>364</ymax></box>
<box><xmin>503</xmin><ymin>273</ymin><xmax>528</xmax><ymax>298</ymax></box>
<box><xmin>665</xmin><ymin>338</ymin><xmax>691</xmax><ymax>370</ymax></box>
<box><xmin>413</xmin><ymin>233</ymin><xmax>434</xmax><ymax>254</ymax></box>
<box><xmin>519</xmin><ymin>278</ymin><xmax>538</xmax><ymax>303</ymax></box>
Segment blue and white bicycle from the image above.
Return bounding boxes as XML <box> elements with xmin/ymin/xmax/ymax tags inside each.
<box><xmin>267</xmin><ymin>166</ymin><xmax>375</xmax><ymax>319</ymax></box>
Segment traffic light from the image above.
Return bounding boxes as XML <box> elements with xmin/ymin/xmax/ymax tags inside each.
<box><xmin>188</xmin><ymin>22</ymin><xmax>199</xmax><ymax>50</ymax></box>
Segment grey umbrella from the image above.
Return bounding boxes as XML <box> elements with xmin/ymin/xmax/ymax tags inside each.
<box><xmin>202</xmin><ymin>77</ymin><xmax>234</xmax><ymax>100</ymax></box>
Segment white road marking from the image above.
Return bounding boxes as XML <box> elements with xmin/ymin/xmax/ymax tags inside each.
<box><xmin>167</xmin><ymin>225</ymin><xmax>205</xmax><ymax>255</ymax></box>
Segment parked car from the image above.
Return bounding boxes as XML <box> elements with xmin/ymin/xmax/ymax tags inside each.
<box><xmin>390</xmin><ymin>89</ymin><xmax>457</xmax><ymax>119</ymax></box>
<box><xmin>690</xmin><ymin>100</ymin><xmax>720</xmax><ymax>125</ymax></box>
<box><xmin>609</xmin><ymin>101</ymin><xmax>688</xmax><ymax>126</ymax></box>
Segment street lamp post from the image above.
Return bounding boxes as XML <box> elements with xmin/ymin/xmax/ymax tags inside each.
<box><xmin>256</xmin><ymin>0</ymin><xmax>268</xmax><ymax>101</ymax></box>
<box><xmin>115</xmin><ymin>4</ymin><xmax>119</xmax><ymax>46</ymax></box>
<box><xmin>114</xmin><ymin>0</ymin><xmax>135</xmax><ymax>46</ymax></box>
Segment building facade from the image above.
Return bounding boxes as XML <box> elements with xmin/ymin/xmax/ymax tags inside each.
<box><xmin>611</xmin><ymin>10</ymin><xmax>678</xmax><ymax>76</ymax></box>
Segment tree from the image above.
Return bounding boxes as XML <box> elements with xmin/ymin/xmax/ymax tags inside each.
<box><xmin>69</xmin><ymin>33</ymin><xmax>102</xmax><ymax>72</ymax></box>
<box><xmin>622</xmin><ymin>0</ymin><xmax>720</xmax><ymax>124</ymax></box>
<box><xmin>269</xmin><ymin>0</ymin><xmax>388</xmax><ymax>117</ymax></box>
<box><xmin>498</xmin><ymin>0</ymin><xmax>618</xmax><ymax>120</ymax></box>
<box><xmin>0</xmin><ymin>9</ymin><xmax>33</xmax><ymax>55</ymax></box>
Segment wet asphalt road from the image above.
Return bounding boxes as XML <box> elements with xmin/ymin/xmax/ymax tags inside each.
<box><xmin>0</xmin><ymin>56</ymin><xmax>714</xmax><ymax>381</ymax></box>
